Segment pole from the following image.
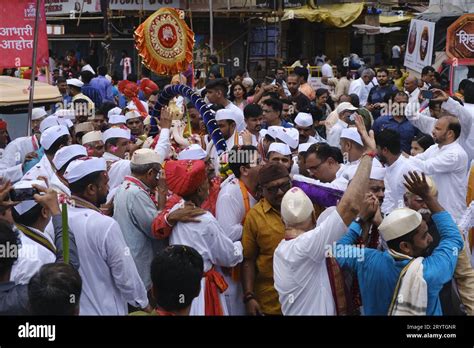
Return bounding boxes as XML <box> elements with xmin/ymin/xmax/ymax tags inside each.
<box><xmin>209</xmin><ymin>0</ymin><xmax>214</xmax><ymax>54</ymax></box>
<box><xmin>27</xmin><ymin>0</ymin><xmax>42</xmax><ymax>137</ymax></box>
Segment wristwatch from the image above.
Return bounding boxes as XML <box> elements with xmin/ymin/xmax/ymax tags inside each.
<box><xmin>354</xmin><ymin>216</ymin><xmax>365</xmax><ymax>225</ymax></box>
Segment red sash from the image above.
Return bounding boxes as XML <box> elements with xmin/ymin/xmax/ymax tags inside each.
<box><xmin>204</xmin><ymin>266</ymin><xmax>228</xmax><ymax>316</ymax></box>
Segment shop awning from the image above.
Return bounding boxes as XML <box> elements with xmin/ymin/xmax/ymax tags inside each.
<box><xmin>268</xmin><ymin>3</ymin><xmax>365</xmax><ymax>28</ymax></box>
<box><xmin>352</xmin><ymin>24</ymin><xmax>402</xmax><ymax>35</ymax></box>
<box><xmin>379</xmin><ymin>14</ymin><xmax>414</xmax><ymax>24</ymax></box>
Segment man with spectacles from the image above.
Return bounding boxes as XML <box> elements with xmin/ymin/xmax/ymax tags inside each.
<box><xmin>241</xmin><ymin>162</ymin><xmax>291</xmax><ymax>315</ymax></box>
<box><xmin>113</xmin><ymin>149</ymin><xmax>167</xmax><ymax>297</ymax></box>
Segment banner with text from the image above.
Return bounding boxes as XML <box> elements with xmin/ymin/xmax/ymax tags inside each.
<box><xmin>0</xmin><ymin>0</ymin><xmax>49</xmax><ymax>69</ymax></box>
<box><xmin>404</xmin><ymin>19</ymin><xmax>436</xmax><ymax>73</ymax></box>
<box><xmin>45</xmin><ymin>0</ymin><xmax>101</xmax><ymax>15</ymax></box>
<box><xmin>109</xmin><ymin>0</ymin><xmax>181</xmax><ymax>11</ymax></box>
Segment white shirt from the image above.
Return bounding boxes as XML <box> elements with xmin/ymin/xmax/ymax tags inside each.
<box><xmin>216</xmin><ymin>177</ymin><xmax>257</xmax><ymax>242</ymax></box>
<box><xmin>407</xmin><ymin>88</ymin><xmax>420</xmax><ymax>105</ymax></box>
<box><xmin>50</xmin><ymin>174</ymin><xmax>71</xmax><ymax>196</ymax></box>
<box><xmin>22</xmin><ymin>154</ymin><xmax>55</xmax><ymax>181</ymax></box>
<box><xmin>406</xmin><ymin>98</ymin><xmax>474</xmax><ymax>164</ymax></box>
<box><xmin>392</xmin><ymin>45</ymin><xmax>401</xmax><ymax>58</ymax></box>
<box><xmin>321</xmin><ymin>63</ymin><xmax>334</xmax><ymax>78</ymax></box>
<box><xmin>348</xmin><ymin>78</ymin><xmax>374</xmax><ymax>107</ymax></box>
<box><xmin>273</xmin><ymin>209</ymin><xmax>347</xmax><ymax>315</ymax></box>
<box><xmin>46</xmin><ymin>204</ymin><xmax>148</xmax><ymax>315</ymax></box>
<box><xmin>0</xmin><ymin>135</ymin><xmax>38</xmax><ymax>182</ymax></box>
<box><xmin>103</xmin><ymin>152</ymin><xmax>131</xmax><ymax>191</ymax></box>
<box><xmin>382</xmin><ymin>155</ymin><xmax>416</xmax><ymax>214</ymax></box>
<box><xmin>326</xmin><ymin>119</ymin><xmax>348</xmax><ymax>147</ymax></box>
<box><xmin>11</xmin><ymin>226</ymin><xmax>56</xmax><ymax>285</ymax></box>
<box><xmin>169</xmin><ymin>202</ymin><xmax>243</xmax><ymax>315</ymax></box>
<box><xmin>407</xmin><ymin>141</ymin><xmax>469</xmax><ymax>223</ymax></box>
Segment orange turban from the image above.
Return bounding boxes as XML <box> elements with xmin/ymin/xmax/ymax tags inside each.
<box><xmin>140</xmin><ymin>78</ymin><xmax>158</xmax><ymax>96</ymax></box>
<box><xmin>165</xmin><ymin>160</ymin><xmax>207</xmax><ymax>197</ymax></box>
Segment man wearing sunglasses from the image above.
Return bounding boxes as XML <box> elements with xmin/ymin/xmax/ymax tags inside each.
<box><xmin>242</xmin><ymin>162</ymin><xmax>292</xmax><ymax>316</ymax></box>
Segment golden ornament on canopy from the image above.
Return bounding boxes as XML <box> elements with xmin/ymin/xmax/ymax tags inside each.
<box><xmin>134</xmin><ymin>8</ymin><xmax>194</xmax><ymax>75</ymax></box>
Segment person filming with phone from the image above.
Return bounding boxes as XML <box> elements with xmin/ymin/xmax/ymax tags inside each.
<box><xmin>0</xmin><ymin>179</ymin><xmax>80</xmax><ymax>315</ymax></box>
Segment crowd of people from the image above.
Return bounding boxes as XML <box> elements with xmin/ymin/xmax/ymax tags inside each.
<box><xmin>0</xmin><ymin>50</ymin><xmax>473</xmax><ymax>317</ymax></box>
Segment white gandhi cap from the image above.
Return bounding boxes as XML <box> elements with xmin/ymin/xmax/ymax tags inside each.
<box><xmin>177</xmin><ymin>144</ymin><xmax>207</xmax><ymax>160</ymax></box>
<box><xmin>82</xmin><ymin>131</ymin><xmax>102</xmax><ymax>145</ymax></box>
<box><xmin>281</xmin><ymin>187</ymin><xmax>314</xmax><ymax>225</ymax></box>
<box><xmin>131</xmin><ymin>148</ymin><xmax>163</xmax><ymax>165</ymax></box>
<box><xmin>340</xmin><ymin>127</ymin><xmax>363</xmax><ymax>146</ymax></box>
<box><xmin>268</xmin><ymin>142</ymin><xmax>291</xmax><ymax>156</ymax></box>
<box><xmin>53</xmin><ymin>144</ymin><xmax>87</xmax><ymax>171</ymax></box>
<box><xmin>64</xmin><ymin>157</ymin><xmax>107</xmax><ymax>184</ymax></box>
<box><xmin>40</xmin><ymin>125</ymin><xmax>69</xmax><ymax>150</ymax></box>
<box><xmin>294</xmin><ymin>112</ymin><xmax>313</xmax><ymax>127</ymax></box>
<box><xmin>378</xmin><ymin>208</ymin><xmax>422</xmax><ymax>242</ymax></box>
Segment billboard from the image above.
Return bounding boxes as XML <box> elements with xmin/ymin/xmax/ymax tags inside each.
<box><xmin>0</xmin><ymin>0</ymin><xmax>49</xmax><ymax>68</ymax></box>
<box><xmin>446</xmin><ymin>14</ymin><xmax>474</xmax><ymax>60</ymax></box>
<box><xmin>404</xmin><ymin>19</ymin><xmax>436</xmax><ymax>73</ymax></box>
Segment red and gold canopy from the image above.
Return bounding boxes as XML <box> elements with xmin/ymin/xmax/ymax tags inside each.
<box><xmin>135</xmin><ymin>8</ymin><xmax>194</xmax><ymax>75</ymax></box>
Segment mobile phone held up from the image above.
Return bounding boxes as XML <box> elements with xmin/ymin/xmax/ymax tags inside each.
<box><xmin>9</xmin><ymin>187</ymin><xmax>39</xmax><ymax>202</ymax></box>
<box><xmin>421</xmin><ymin>90</ymin><xmax>433</xmax><ymax>100</ymax></box>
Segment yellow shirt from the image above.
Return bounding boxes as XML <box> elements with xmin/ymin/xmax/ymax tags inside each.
<box><xmin>394</xmin><ymin>71</ymin><xmax>409</xmax><ymax>91</ymax></box>
<box><xmin>242</xmin><ymin>198</ymin><xmax>285</xmax><ymax>315</ymax></box>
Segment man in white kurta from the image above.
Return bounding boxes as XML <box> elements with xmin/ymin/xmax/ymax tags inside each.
<box><xmin>59</xmin><ymin>156</ymin><xmax>149</xmax><ymax>315</ymax></box>
<box><xmin>165</xmin><ymin>159</ymin><xmax>243</xmax><ymax>316</ymax></box>
<box><xmin>207</xmin><ymin>109</ymin><xmax>243</xmax><ymax>174</ymax></box>
<box><xmin>22</xmin><ymin>125</ymin><xmax>71</xmax><ymax>182</ymax></box>
<box><xmin>406</xmin><ymin>91</ymin><xmax>474</xmax><ymax>164</ymax></box>
<box><xmin>274</xmin><ymin>205</ymin><xmax>347</xmax><ymax>315</ymax></box>
<box><xmin>215</xmin><ymin>146</ymin><xmax>260</xmax><ymax>315</ymax></box>
<box><xmin>406</xmin><ymin>116</ymin><xmax>468</xmax><ymax>223</ymax></box>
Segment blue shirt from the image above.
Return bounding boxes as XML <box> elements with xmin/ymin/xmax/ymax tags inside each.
<box><xmin>81</xmin><ymin>83</ymin><xmax>103</xmax><ymax>109</ymax></box>
<box><xmin>372</xmin><ymin>115</ymin><xmax>419</xmax><ymax>154</ymax></box>
<box><xmin>90</xmin><ymin>76</ymin><xmax>114</xmax><ymax>103</ymax></box>
<box><xmin>335</xmin><ymin>211</ymin><xmax>463</xmax><ymax>315</ymax></box>
<box><xmin>367</xmin><ymin>84</ymin><xmax>399</xmax><ymax>119</ymax></box>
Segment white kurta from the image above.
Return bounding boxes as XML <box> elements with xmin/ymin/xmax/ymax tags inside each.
<box><xmin>406</xmin><ymin>98</ymin><xmax>474</xmax><ymax>164</ymax></box>
<box><xmin>0</xmin><ymin>135</ymin><xmax>38</xmax><ymax>182</ymax></box>
<box><xmin>103</xmin><ymin>151</ymin><xmax>131</xmax><ymax>191</ymax></box>
<box><xmin>381</xmin><ymin>155</ymin><xmax>416</xmax><ymax>214</ymax></box>
<box><xmin>326</xmin><ymin>119</ymin><xmax>348</xmax><ymax>148</ymax></box>
<box><xmin>407</xmin><ymin>141</ymin><xmax>469</xmax><ymax>223</ymax></box>
<box><xmin>22</xmin><ymin>154</ymin><xmax>55</xmax><ymax>181</ymax></box>
<box><xmin>11</xmin><ymin>226</ymin><xmax>56</xmax><ymax>285</ymax></box>
<box><xmin>50</xmin><ymin>174</ymin><xmax>71</xmax><ymax>196</ymax></box>
<box><xmin>273</xmin><ymin>209</ymin><xmax>347</xmax><ymax>315</ymax></box>
<box><xmin>216</xmin><ymin>177</ymin><xmax>257</xmax><ymax>315</ymax></box>
<box><xmin>207</xmin><ymin>131</ymin><xmax>242</xmax><ymax>175</ymax></box>
<box><xmin>348</xmin><ymin>78</ymin><xmax>374</xmax><ymax>106</ymax></box>
<box><xmin>45</xmin><ymin>205</ymin><xmax>148</xmax><ymax>315</ymax></box>
<box><xmin>169</xmin><ymin>202</ymin><xmax>243</xmax><ymax>316</ymax></box>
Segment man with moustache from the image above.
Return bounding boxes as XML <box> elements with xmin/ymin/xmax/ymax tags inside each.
<box><xmin>241</xmin><ymin>162</ymin><xmax>291</xmax><ymax>315</ymax></box>
<box><xmin>243</xmin><ymin>104</ymin><xmax>263</xmax><ymax>146</ymax></box>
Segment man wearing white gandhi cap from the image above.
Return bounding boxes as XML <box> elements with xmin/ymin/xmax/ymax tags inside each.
<box><xmin>0</xmin><ymin>107</ymin><xmax>47</xmax><ymax>182</ymax></box>
<box><xmin>335</xmin><ymin>171</ymin><xmax>464</xmax><ymax>315</ymax></box>
<box><xmin>22</xmin><ymin>125</ymin><xmax>71</xmax><ymax>182</ymax></box>
<box><xmin>102</xmin><ymin>127</ymin><xmax>132</xmax><ymax>193</ymax></box>
<box><xmin>10</xmin><ymin>179</ymin><xmax>78</xmax><ymax>285</ymax></box>
<box><xmin>267</xmin><ymin>142</ymin><xmax>292</xmax><ymax>173</ymax></box>
<box><xmin>113</xmin><ymin>149</ymin><xmax>167</xmax><ymax>290</ymax></box>
<box><xmin>294</xmin><ymin>112</ymin><xmax>325</xmax><ymax>144</ymax></box>
<box><xmin>52</xmin><ymin>156</ymin><xmax>150</xmax><ymax>315</ymax></box>
<box><xmin>49</xmin><ymin>144</ymin><xmax>88</xmax><ymax>196</ymax></box>
<box><xmin>273</xmin><ymin>145</ymin><xmax>378</xmax><ymax>315</ymax></box>
<box><xmin>81</xmin><ymin>131</ymin><xmax>105</xmax><ymax>158</ymax></box>
<box><xmin>206</xmin><ymin>108</ymin><xmax>243</xmax><ymax>174</ymax></box>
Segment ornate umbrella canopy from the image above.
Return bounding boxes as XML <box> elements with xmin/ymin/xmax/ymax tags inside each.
<box><xmin>134</xmin><ymin>8</ymin><xmax>194</xmax><ymax>75</ymax></box>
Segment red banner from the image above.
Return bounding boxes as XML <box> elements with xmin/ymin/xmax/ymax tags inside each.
<box><xmin>0</xmin><ymin>0</ymin><xmax>49</xmax><ymax>69</ymax></box>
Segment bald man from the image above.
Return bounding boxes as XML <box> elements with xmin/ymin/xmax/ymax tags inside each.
<box><xmin>406</xmin><ymin>115</ymin><xmax>468</xmax><ymax>223</ymax></box>
<box><xmin>404</xmin><ymin>76</ymin><xmax>420</xmax><ymax>104</ymax></box>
